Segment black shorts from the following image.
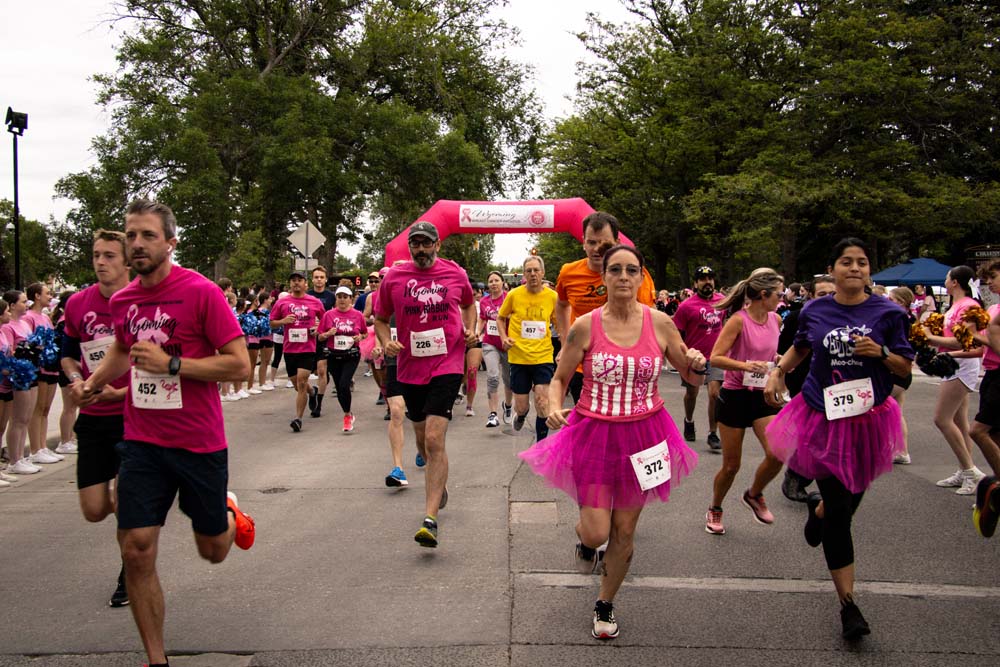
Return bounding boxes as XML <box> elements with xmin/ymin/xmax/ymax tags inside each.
<box><xmin>247</xmin><ymin>341</ymin><xmax>261</xmax><ymax>350</ymax></box>
<box><xmin>510</xmin><ymin>362</ymin><xmax>555</xmax><ymax>394</ymax></box>
<box><xmin>715</xmin><ymin>387</ymin><xmax>779</xmax><ymax>429</ymax></box>
<box><xmin>0</xmin><ymin>391</ymin><xmax>11</xmax><ymax>403</ymax></box>
<box><xmin>467</xmin><ymin>341</ymin><xmax>483</xmax><ymax>350</ymax></box>
<box><xmin>976</xmin><ymin>369</ymin><xmax>1000</xmax><ymax>428</ymax></box>
<box><xmin>58</xmin><ymin>369</ymin><xmax>72</xmax><ymax>388</ymax></box>
<box><xmin>284</xmin><ymin>352</ymin><xmax>316</xmax><ymax>377</ymax></box>
<box><xmin>38</xmin><ymin>372</ymin><xmax>59</xmax><ymax>385</ymax></box>
<box><xmin>75</xmin><ymin>413</ymin><xmax>124</xmax><ymax>489</ymax></box>
<box><xmin>259</xmin><ymin>339</ymin><xmax>274</xmax><ymax>349</ymax></box>
<box><xmin>384</xmin><ymin>364</ymin><xmax>403</xmax><ymax>398</ymax></box>
<box><xmin>315</xmin><ymin>339</ymin><xmax>327</xmax><ymax>363</ymax></box>
<box><xmin>400</xmin><ymin>374</ymin><xmax>463</xmax><ymax>422</ymax></box>
<box><xmin>892</xmin><ymin>372</ymin><xmax>913</xmax><ymax>390</ymax></box>
<box><xmin>115</xmin><ymin>440</ymin><xmax>229</xmax><ymax>536</ymax></box>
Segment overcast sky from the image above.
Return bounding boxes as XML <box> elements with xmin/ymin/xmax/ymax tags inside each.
<box><xmin>0</xmin><ymin>0</ymin><xmax>635</xmax><ymax>266</ymax></box>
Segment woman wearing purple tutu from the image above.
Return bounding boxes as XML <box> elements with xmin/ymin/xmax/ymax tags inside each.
<box><xmin>519</xmin><ymin>244</ymin><xmax>704</xmax><ymax>641</ymax></box>
<box><xmin>763</xmin><ymin>238</ymin><xmax>913</xmax><ymax>640</ymax></box>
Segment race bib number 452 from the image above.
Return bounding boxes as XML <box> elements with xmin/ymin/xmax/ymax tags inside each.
<box><xmin>131</xmin><ymin>368</ymin><xmax>183</xmax><ymax>410</ymax></box>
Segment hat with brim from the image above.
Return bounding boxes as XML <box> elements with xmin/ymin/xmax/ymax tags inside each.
<box><xmin>289</xmin><ymin>270</ymin><xmax>307</xmax><ymax>280</ymax></box>
<box><xmin>408</xmin><ymin>221</ymin><xmax>439</xmax><ymax>242</ymax></box>
<box><xmin>335</xmin><ymin>286</ymin><xmax>353</xmax><ymax>297</ymax></box>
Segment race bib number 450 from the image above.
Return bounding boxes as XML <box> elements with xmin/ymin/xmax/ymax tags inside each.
<box><xmin>131</xmin><ymin>368</ymin><xmax>183</xmax><ymax>410</ymax></box>
<box><xmin>80</xmin><ymin>336</ymin><xmax>114</xmax><ymax>374</ymax></box>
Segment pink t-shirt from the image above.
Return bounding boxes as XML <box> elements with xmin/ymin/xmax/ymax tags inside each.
<box><xmin>62</xmin><ymin>284</ymin><xmax>129</xmax><ymax>417</ymax></box>
<box><xmin>722</xmin><ymin>310</ymin><xmax>781</xmax><ymax>391</ymax></box>
<box><xmin>111</xmin><ymin>266</ymin><xmax>244</xmax><ymax>453</ymax></box>
<box><xmin>0</xmin><ymin>318</ymin><xmax>32</xmax><ymax>347</ymax></box>
<box><xmin>270</xmin><ymin>295</ymin><xmax>325</xmax><ymax>355</ymax></box>
<box><xmin>479</xmin><ymin>292</ymin><xmax>506</xmax><ymax>348</ymax></box>
<box><xmin>0</xmin><ymin>327</ymin><xmax>12</xmax><ymax>393</ymax></box>
<box><xmin>319</xmin><ymin>308</ymin><xmax>367</xmax><ymax>352</ymax></box>
<box><xmin>942</xmin><ymin>296</ymin><xmax>979</xmax><ymax>352</ymax></box>
<box><xmin>982</xmin><ymin>304</ymin><xmax>1000</xmax><ymax>371</ymax></box>
<box><xmin>375</xmin><ymin>257</ymin><xmax>475</xmax><ymax>384</ymax></box>
<box><xmin>22</xmin><ymin>310</ymin><xmax>52</xmax><ymax>332</ymax></box>
<box><xmin>577</xmin><ymin>306</ymin><xmax>664</xmax><ymax>422</ymax></box>
<box><xmin>672</xmin><ymin>292</ymin><xmax>725</xmax><ymax>356</ymax></box>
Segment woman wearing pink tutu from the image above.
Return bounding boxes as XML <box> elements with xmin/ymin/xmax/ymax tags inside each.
<box><xmin>764</xmin><ymin>238</ymin><xmax>913</xmax><ymax>641</ymax></box>
<box><xmin>519</xmin><ymin>244</ymin><xmax>704</xmax><ymax>641</ymax></box>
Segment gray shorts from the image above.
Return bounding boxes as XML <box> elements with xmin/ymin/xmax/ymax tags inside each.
<box><xmin>680</xmin><ymin>360</ymin><xmax>724</xmax><ymax>388</ymax></box>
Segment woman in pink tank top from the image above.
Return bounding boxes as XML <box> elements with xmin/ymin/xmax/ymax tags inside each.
<box><xmin>519</xmin><ymin>245</ymin><xmax>705</xmax><ymax>641</ymax></box>
<box><xmin>705</xmin><ymin>268</ymin><xmax>784</xmax><ymax>535</ymax></box>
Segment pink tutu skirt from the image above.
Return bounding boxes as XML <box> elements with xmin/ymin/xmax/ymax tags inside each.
<box><xmin>518</xmin><ymin>408</ymin><xmax>697</xmax><ymax>510</ymax></box>
<box><xmin>765</xmin><ymin>394</ymin><xmax>904</xmax><ymax>494</ymax></box>
<box><xmin>359</xmin><ymin>326</ymin><xmax>377</xmax><ymax>361</ymax></box>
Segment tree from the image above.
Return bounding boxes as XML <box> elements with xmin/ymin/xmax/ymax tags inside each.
<box><xmin>0</xmin><ymin>200</ymin><xmax>59</xmax><ymax>288</ymax></box>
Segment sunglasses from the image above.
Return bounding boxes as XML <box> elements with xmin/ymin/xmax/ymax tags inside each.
<box><xmin>408</xmin><ymin>238</ymin><xmax>436</xmax><ymax>248</ymax></box>
<box><xmin>368</xmin><ymin>277</ymin><xmax>380</xmax><ymax>282</ymax></box>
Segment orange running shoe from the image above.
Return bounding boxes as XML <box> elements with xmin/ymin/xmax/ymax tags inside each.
<box><xmin>226</xmin><ymin>492</ymin><xmax>255</xmax><ymax>550</ymax></box>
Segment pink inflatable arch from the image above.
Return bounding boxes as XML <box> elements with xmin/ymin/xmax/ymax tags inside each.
<box><xmin>383</xmin><ymin>198</ymin><xmax>635</xmax><ymax>266</ymax></box>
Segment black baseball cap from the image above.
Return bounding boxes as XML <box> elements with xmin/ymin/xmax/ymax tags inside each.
<box><xmin>408</xmin><ymin>221</ymin><xmax>439</xmax><ymax>242</ymax></box>
<box><xmin>694</xmin><ymin>266</ymin><xmax>715</xmax><ymax>278</ymax></box>
<box><xmin>288</xmin><ymin>270</ymin><xmax>307</xmax><ymax>280</ymax></box>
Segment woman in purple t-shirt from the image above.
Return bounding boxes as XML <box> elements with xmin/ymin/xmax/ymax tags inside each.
<box><xmin>764</xmin><ymin>238</ymin><xmax>913</xmax><ymax>641</ymax></box>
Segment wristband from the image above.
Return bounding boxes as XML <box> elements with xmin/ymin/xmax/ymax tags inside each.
<box><xmin>691</xmin><ymin>367</ymin><xmax>708</xmax><ymax>375</ymax></box>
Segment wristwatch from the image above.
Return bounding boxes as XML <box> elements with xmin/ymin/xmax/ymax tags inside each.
<box><xmin>880</xmin><ymin>345</ymin><xmax>890</xmax><ymax>360</ymax></box>
<box><xmin>168</xmin><ymin>356</ymin><xmax>182</xmax><ymax>376</ymax></box>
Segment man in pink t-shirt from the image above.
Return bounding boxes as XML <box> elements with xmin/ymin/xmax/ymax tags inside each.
<box><xmin>79</xmin><ymin>199</ymin><xmax>255</xmax><ymax>667</ymax></box>
<box><xmin>62</xmin><ymin>229</ymin><xmax>132</xmax><ymax>608</ymax></box>
<box><xmin>374</xmin><ymin>221</ymin><xmax>477</xmax><ymax>549</ymax></box>
<box><xmin>270</xmin><ymin>271</ymin><xmax>325</xmax><ymax>432</ymax></box>
<box><xmin>672</xmin><ymin>265</ymin><xmax>725</xmax><ymax>449</ymax></box>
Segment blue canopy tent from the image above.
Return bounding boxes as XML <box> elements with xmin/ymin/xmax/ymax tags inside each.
<box><xmin>871</xmin><ymin>258</ymin><xmax>951</xmax><ymax>287</ymax></box>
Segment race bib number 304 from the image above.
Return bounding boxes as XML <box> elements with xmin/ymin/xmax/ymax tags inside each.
<box><xmin>131</xmin><ymin>368</ymin><xmax>183</xmax><ymax>410</ymax></box>
<box><xmin>629</xmin><ymin>440</ymin><xmax>671</xmax><ymax>491</ymax></box>
<box><xmin>823</xmin><ymin>378</ymin><xmax>874</xmax><ymax>421</ymax></box>
<box><xmin>80</xmin><ymin>336</ymin><xmax>114</xmax><ymax>374</ymax></box>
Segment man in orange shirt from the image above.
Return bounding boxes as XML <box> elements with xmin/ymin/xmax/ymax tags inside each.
<box><xmin>555</xmin><ymin>212</ymin><xmax>656</xmax><ymax>403</ymax></box>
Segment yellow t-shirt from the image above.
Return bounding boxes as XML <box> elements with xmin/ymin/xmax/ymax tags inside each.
<box><xmin>498</xmin><ymin>285</ymin><xmax>558</xmax><ymax>365</ymax></box>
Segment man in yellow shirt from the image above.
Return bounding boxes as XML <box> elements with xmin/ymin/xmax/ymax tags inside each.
<box><xmin>555</xmin><ymin>212</ymin><xmax>656</xmax><ymax>403</ymax></box>
<box><xmin>498</xmin><ymin>255</ymin><xmax>558</xmax><ymax>441</ymax></box>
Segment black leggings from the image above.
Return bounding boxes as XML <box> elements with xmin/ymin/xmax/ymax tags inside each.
<box><xmin>328</xmin><ymin>354</ymin><xmax>360</xmax><ymax>413</ymax></box>
<box><xmin>271</xmin><ymin>343</ymin><xmax>283</xmax><ymax>369</ymax></box>
<box><xmin>816</xmin><ymin>476</ymin><xmax>865</xmax><ymax>571</ymax></box>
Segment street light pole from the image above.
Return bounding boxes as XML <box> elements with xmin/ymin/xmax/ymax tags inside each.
<box><xmin>5</xmin><ymin>107</ymin><xmax>28</xmax><ymax>289</ymax></box>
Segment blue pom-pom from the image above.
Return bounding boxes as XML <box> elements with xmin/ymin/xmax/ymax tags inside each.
<box><xmin>0</xmin><ymin>355</ymin><xmax>38</xmax><ymax>390</ymax></box>
<box><xmin>27</xmin><ymin>327</ymin><xmax>59</xmax><ymax>366</ymax></box>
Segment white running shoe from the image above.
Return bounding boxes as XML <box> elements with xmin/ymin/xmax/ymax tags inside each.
<box><xmin>285</xmin><ymin>380</ymin><xmax>295</xmax><ymax>389</ymax></box>
<box><xmin>237</xmin><ymin>389</ymin><xmax>251</xmax><ymax>399</ymax></box>
<box><xmin>956</xmin><ymin>470</ymin><xmax>981</xmax><ymax>496</ymax></box>
<box><xmin>55</xmin><ymin>441</ymin><xmax>78</xmax><ymax>454</ymax></box>
<box><xmin>308</xmin><ymin>373</ymin><xmax>319</xmax><ymax>381</ymax></box>
<box><xmin>0</xmin><ymin>470</ymin><xmax>18</xmax><ymax>482</ymax></box>
<box><xmin>248</xmin><ymin>388</ymin><xmax>263</xmax><ymax>395</ymax></box>
<box><xmin>261</xmin><ymin>382</ymin><xmax>275</xmax><ymax>391</ymax></box>
<box><xmin>465</xmin><ymin>407</ymin><xmax>475</xmax><ymax>417</ymax></box>
<box><xmin>936</xmin><ymin>470</ymin><xmax>963</xmax><ymax>487</ymax></box>
<box><xmin>892</xmin><ymin>453</ymin><xmax>911</xmax><ymax>465</ymax></box>
<box><xmin>30</xmin><ymin>449</ymin><xmax>62</xmax><ymax>464</ymax></box>
<box><xmin>9</xmin><ymin>459</ymin><xmax>40</xmax><ymax>474</ymax></box>
<box><xmin>0</xmin><ymin>478</ymin><xmax>10</xmax><ymax>489</ymax></box>
<box><xmin>229</xmin><ymin>392</ymin><xmax>242</xmax><ymax>401</ymax></box>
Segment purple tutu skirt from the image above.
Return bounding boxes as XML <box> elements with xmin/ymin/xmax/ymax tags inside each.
<box><xmin>765</xmin><ymin>394</ymin><xmax>904</xmax><ymax>494</ymax></box>
<box><xmin>518</xmin><ymin>408</ymin><xmax>697</xmax><ymax>510</ymax></box>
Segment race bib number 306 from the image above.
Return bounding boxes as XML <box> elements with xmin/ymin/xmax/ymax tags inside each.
<box><xmin>131</xmin><ymin>368</ymin><xmax>183</xmax><ymax>410</ymax></box>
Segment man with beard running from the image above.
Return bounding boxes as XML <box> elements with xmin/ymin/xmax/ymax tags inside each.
<box><xmin>672</xmin><ymin>266</ymin><xmax>725</xmax><ymax>450</ymax></box>
<box><xmin>78</xmin><ymin>199</ymin><xmax>255</xmax><ymax>667</ymax></box>
<box><xmin>271</xmin><ymin>271</ymin><xmax>326</xmax><ymax>432</ymax></box>
<box><xmin>375</xmin><ymin>222</ymin><xmax>477</xmax><ymax>548</ymax></box>
<box><xmin>62</xmin><ymin>230</ymin><xmax>132</xmax><ymax>607</ymax></box>
<box><xmin>306</xmin><ymin>266</ymin><xmax>336</xmax><ymax>417</ymax></box>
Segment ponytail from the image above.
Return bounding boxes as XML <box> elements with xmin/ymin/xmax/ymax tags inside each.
<box><xmin>715</xmin><ymin>268</ymin><xmax>784</xmax><ymax>318</ymax></box>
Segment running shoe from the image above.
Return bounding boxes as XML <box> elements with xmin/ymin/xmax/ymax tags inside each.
<box><xmin>375</xmin><ymin>394</ymin><xmax>386</xmax><ymax>406</ymax></box>
<box><xmin>706</xmin><ymin>432</ymin><xmax>721</xmax><ymax>451</ymax></box>
<box><xmin>513</xmin><ymin>412</ymin><xmax>527</xmax><ymax>432</ymax></box>
<box><xmin>956</xmin><ymin>471</ymin><xmax>979</xmax><ymax>496</ymax></box>
<box><xmin>308</xmin><ymin>385</ymin><xmax>318</xmax><ymax>413</ymax></box>
<box><xmin>226</xmin><ymin>491</ymin><xmax>256</xmax><ymax>550</ymax></box>
<box><xmin>414</xmin><ymin>516</ymin><xmax>438</xmax><ymax>548</ymax></box>
<box><xmin>840</xmin><ymin>599</ymin><xmax>871</xmax><ymax>640</ymax></box>
<box><xmin>781</xmin><ymin>472</ymin><xmax>810</xmax><ymax>502</ymax></box>
<box><xmin>683</xmin><ymin>419</ymin><xmax>696</xmax><ymax>442</ymax></box>
<box><xmin>109</xmin><ymin>566</ymin><xmax>128</xmax><ymax>608</ymax></box>
<box><xmin>936</xmin><ymin>469</ymin><xmax>964</xmax><ymax>487</ymax></box>
<box><xmin>575</xmin><ymin>542</ymin><xmax>599</xmax><ymax>574</ymax></box>
<box><xmin>383</xmin><ymin>411</ymin><xmax>391</xmax><ymax>421</ymax></box>
<box><xmin>9</xmin><ymin>459</ymin><xmax>40</xmax><ymax>474</ymax></box>
<box><xmin>705</xmin><ymin>507</ymin><xmax>725</xmax><ymax>535</ymax></box>
<box><xmin>290</xmin><ymin>418</ymin><xmax>302</xmax><ymax>433</ymax></box>
<box><xmin>892</xmin><ymin>453</ymin><xmax>911</xmax><ymax>465</ymax></box>
<box><xmin>248</xmin><ymin>387</ymin><xmax>263</xmax><ymax>395</ymax></box>
<box><xmin>439</xmin><ymin>486</ymin><xmax>449</xmax><ymax>510</ymax></box>
<box><xmin>741</xmin><ymin>489</ymin><xmax>775</xmax><ymax>525</ymax></box>
<box><xmin>592</xmin><ymin>600</ymin><xmax>619</xmax><ymax>639</ymax></box>
<box><xmin>486</xmin><ymin>412</ymin><xmax>499</xmax><ymax>428</ymax></box>
<box><xmin>55</xmin><ymin>441</ymin><xmax>78</xmax><ymax>455</ymax></box>
<box><xmin>385</xmin><ymin>467</ymin><xmax>409</xmax><ymax>487</ymax></box>
<box><xmin>454</xmin><ymin>391</ymin><xmax>465</xmax><ymax>405</ymax></box>
<box><xmin>228</xmin><ymin>391</ymin><xmax>241</xmax><ymax>401</ymax></box>
<box><xmin>237</xmin><ymin>389</ymin><xmax>251</xmax><ymax>399</ymax></box>
<box><xmin>0</xmin><ymin>478</ymin><xmax>9</xmax><ymax>489</ymax></box>
<box><xmin>343</xmin><ymin>414</ymin><xmax>355</xmax><ymax>433</ymax></box>
<box><xmin>308</xmin><ymin>373</ymin><xmax>319</xmax><ymax>380</ymax></box>
<box><xmin>415</xmin><ymin>453</ymin><xmax>426</xmax><ymax>468</ymax></box>
<box><xmin>30</xmin><ymin>449</ymin><xmax>62</xmax><ymax>464</ymax></box>
<box><xmin>974</xmin><ymin>476</ymin><xmax>999</xmax><ymax>538</ymax></box>
<box><xmin>465</xmin><ymin>407</ymin><xmax>475</xmax><ymax>417</ymax></box>
<box><xmin>0</xmin><ymin>470</ymin><xmax>18</xmax><ymax>482</ymax></box>
<box><xmin>805</xmin><ymin>492</ymin><xmax>823</xmax><ymax>547</ymax></box>
<box><xmin>502</xmin><ymin>402</ymin><xmax>513</xmax><ymax>424</ymax></box>
<box><xmin>261</xmin><ymin>382</ymin><xmax>275</xmax><ymax>391</ymax></box>
<box><xmin>284</xmin><ymin>380</ymin><xmax>295</xmax><ymax>389</ymax></box>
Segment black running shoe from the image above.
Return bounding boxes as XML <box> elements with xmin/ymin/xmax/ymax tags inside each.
<box><xmin>805</xmin><ymin>492</ymin><xmax>822</xmax><ymax>547</ymax></box>
<box><xmin>706</xmin><ymin>431</ymin><xmax>721</xmax><ymax>451</ymax></box>
<box><xmin>290</xmin><ymin>418</ymin><xmax>302</xmax><ymax>432</ymax></box>
<box><xmin>414</xmin><ymin>517</ymin><xmax>438</xmax><ymax>548</ymax></box>
<box><xmin>592</xmin><ymin>599</ymin><xmax>619</xmax><ymax>639</ymax></box>
<box><xmin>840</xmin><ymin>600</ymin><xmax>871</xmax><ymax>640</ymax></box>
<box><xmin>513</xmin><ymin>413</ymin><xmax>526</xmax><ymax>432</ymax></box>
<box><xmin>683</xmin><ymin>420</ymin><xmax>696</xmax><ymax>442</ymax></box>
<box><xmin>782</xmin><ymin>471</ymin><xmax>810</xmax><ymax>502</ymax></box>
<box><xmin>109</xmin><ymin>566</ymin><xmax>128</xmax><ymax>608</ymax></box>
<box><xmin>307</xmin><ymin>385</ymin><xmax>318</xmax><ymax>413</ymax></box>
<box><xmin>974</xmin><ymin>475</ymin><xmax>1000</xmax><ymax>538</ymax></box>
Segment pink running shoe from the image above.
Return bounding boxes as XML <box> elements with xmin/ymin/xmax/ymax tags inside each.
<box><xmin>705</xmin><ymin>507</ymin><xmax>725</xmax><ymax>535</ymax></box>
<box><xmin>742</xmin><ymin>489</ymin><xmax>775</xmax><ymax>525</ymax></box>
<box><xmin>343</xmin><ymin>414</ymin><xmax>355</xmax><ymax>433</ymax></box>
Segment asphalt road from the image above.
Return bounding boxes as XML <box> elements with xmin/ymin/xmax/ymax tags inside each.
<box><xmin>1</xmin><ymin>368</ymin><xmax>998</xmax><ymax>666</ymax></box>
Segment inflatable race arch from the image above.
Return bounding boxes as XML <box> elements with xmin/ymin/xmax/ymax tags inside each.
<box><xmin>383</xmin><ymin>198</ymin><xmax>635</xmax><ymax>266</ymax></box>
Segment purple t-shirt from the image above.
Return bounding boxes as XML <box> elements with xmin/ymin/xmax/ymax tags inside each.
<box><xmin>673</xmin><ymin>292</ymin><xmax>725</xmax><ymax>356</ymax></box>
<box><xmin>63</xmin><ymin>284</ymin><xmax>129</xmax><ymax>417</ymax></box>
<box><xmin>479</xmin><ymin>292</ymin><xmax>506</xmax><ymax>348</ymax></box>
<box><xmin>375</xmin><ymin>258</ymin><xmax>475</xmax><ymax>384</ymax></box>
<box><xmin>270</xmin><ymin>294</ymin><xmax>325</xmax><ymax>355</ymax></box>
<box><xmin>319</xmin><ymin>308</ymin><xmax>367</xmax><ymax>353</ymax></box>
<box><xmin>111</xmin><ymin>266</ymin><xmax>244</xmax><ymax>453</ymax></box>
<box><xmin>794</xmin><ymin>295</ymin><xmax>914</xmax><ymax>413</ymax></box>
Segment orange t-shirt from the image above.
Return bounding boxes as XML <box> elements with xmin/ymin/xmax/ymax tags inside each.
<box><xmin>555</xmin><ymin>258</ymin><xmax>656</xmax><ymax>324</ymax></box>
